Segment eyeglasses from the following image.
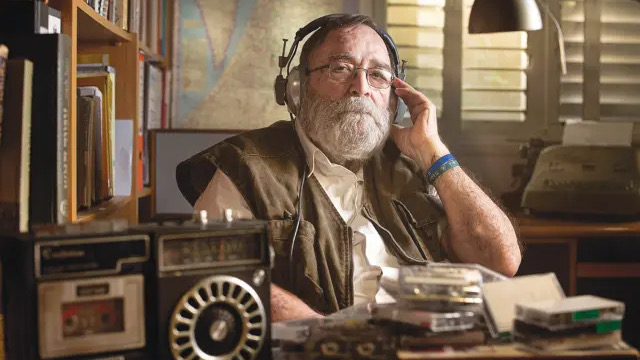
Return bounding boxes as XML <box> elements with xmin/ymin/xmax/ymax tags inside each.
<box><xmin>306</xmin><ymin>61</ymin><xmax>395</xmax><ymax>89</ymax></box>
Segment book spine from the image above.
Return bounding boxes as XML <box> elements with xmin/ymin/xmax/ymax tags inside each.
<box><xmin>0</xmin><ymin>45</ymin><xmax>7</xmax><ymax>147</ymax></box>
<box><xmin>128</xmin><ymin>0</ymin><xmax>138</xmax><ymax>34</ymax></box>
<box><xmin>137</xmin><ymin>52</ymin><xmax>144</xmax><ymax>190</ymax></box>
<box><xmin>57</xmin><ymin>36</ymin><xmax>70</xmax><ymax>224</ymax></box>
<box><xmin>0</xmin><ymin>259</ymin><xmax>5</xmax><ymax>360</ymax></box>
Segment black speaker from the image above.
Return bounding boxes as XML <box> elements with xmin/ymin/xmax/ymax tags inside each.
<box><xmin>142</xmin><ymin>220</ymin><xmax>272</xmax><ymax>360</ymax></box>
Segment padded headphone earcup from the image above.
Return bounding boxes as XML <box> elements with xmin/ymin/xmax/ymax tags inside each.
<box><xmin>393</xmin><ymin>98</ymin><xmax>407</xmax><ymax>124</ymax></box>
<box><xmin>393</xmin><ymin>68</ymin><xmax>408</xmax><ymax>124</ymax></box>
<box><xmin>285</xmin><ymin>65</ymin><xmax>302</xmax><ymax>115</ymax></box>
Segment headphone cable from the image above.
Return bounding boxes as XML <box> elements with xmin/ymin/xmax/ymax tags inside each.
<box><xmin>289</xmin><ymin>163</ymin><xmax>307</xmax><ymax>285</ymax></box>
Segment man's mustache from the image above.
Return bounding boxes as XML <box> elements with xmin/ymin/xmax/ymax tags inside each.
<box><xmin>327</xmin><ymin>97</ymin><xmax>377</xmax><ymax>117</ymax></box>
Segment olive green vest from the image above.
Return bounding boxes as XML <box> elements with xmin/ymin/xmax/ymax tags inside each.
<box><xmin>201</xmin><ymin>121</ymin><xmax>447</xmax><ymax>314</ymax></box>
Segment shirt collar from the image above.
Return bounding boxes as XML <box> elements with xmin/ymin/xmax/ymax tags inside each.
<box><xmin>294</xmin><ymin>121</ymin><xmax>363</xmax><ymax>181</ymax></box>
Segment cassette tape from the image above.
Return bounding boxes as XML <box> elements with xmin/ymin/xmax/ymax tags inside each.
<box><xmin>305</xmin><ymin>321</ymin><xmax>393</xmax><ymax>360</ymax></box>
<box><xmin>515</xmin><ymin>295</ymin><xmax>625</xmax><ymax>330</ymax></box>
<box><xmin>372</xmin><ymin>306</ymin><xmax>476</xmax><ymax>333</ymax></box>
<box><xmin>515</xmin><ymin>330</ymin><xmax>623</xmax><ymax>352</ymax></box>
<box><xmin>513</xmin><ymin>318</ymin><xmax>623</xmax><ymax>339</ymax></box>
<box><xmin>274</xmin><ymin>314</ymin><xmax>394</xmax><ymax>360</ymax></box>
<box><xmin>397</xmin><ymin>265</ymin><xmax>483</xmax><ymax>312</ymax></box>
<box><xmin>38</xmin><ymin>274</ymin><xmax>146</xmax><ymax>358</ymax></box>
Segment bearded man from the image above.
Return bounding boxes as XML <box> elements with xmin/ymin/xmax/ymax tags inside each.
<box><xmin>193</xmin><ymin>14</ymin><xmax>521</xmax><ymax>322</ymax></box>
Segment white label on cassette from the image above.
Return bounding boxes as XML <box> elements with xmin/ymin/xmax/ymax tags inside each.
<box><xmin>37</xmin><ymin>274</ymin><xmax>145</xmax><ymax>359</ymax></box>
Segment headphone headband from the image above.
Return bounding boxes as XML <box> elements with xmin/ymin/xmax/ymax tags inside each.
<box><xmin>287</xmin><ymin>14</ymin><xmax>400</xmax><ymax>76</ymax></box>
<box><xmin>274</xmin><ymin>14</ymin><xmax>407</xmax><ymax>122</ymax></box>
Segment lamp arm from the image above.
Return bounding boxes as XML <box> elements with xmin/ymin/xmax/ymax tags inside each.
<box><xmin>535</xmin><ymin>0</ymin><xmax>567</xmax><ymax>75</ymax></box>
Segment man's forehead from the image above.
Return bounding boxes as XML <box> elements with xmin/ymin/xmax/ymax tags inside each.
<box><xmin>310</xmin><ymin>25</ymin><xmax>392</xmax><ymax>66</ymax></box>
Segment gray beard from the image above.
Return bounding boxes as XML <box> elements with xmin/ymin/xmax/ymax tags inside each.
<box><xmin>297</xmin><ymin>94</ymin><xmax>393</xmax><ymax>167</ymax></box>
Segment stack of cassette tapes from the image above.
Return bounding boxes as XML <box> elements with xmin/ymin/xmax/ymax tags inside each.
<box><xmin>371</xmin><ymin>264</ymin><xmax>488</xmax><ymax>350</ymax></box>
<box><xmin>273</xmin><ymin>315</ymin><xmax>395</xmax><ymax>360</ymax></box>
<box><xmin>514</xmin><ymin>295</ymin><xmax>626</xmax><ymax>351</ymax></box>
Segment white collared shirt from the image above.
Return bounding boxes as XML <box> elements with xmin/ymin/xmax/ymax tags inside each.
<box><xmin>195</xmin><ymin>124</ymin><xmax>418</xmax><ymax>304</ymax></box>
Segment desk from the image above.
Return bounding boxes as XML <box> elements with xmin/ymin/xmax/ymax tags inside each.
<box><xmin>396</xmin><ymin>344</ymin><xmax>640</xmax><ymax>359</ymax></box>
<box><xmin>516</xmin><ymin>216</ymin><xmax>640</xmax><ymax>348</ymax></box>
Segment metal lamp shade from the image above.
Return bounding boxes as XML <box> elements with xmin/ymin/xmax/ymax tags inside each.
<box><xmin>468</xmin><ymin>0</ymin><xmax>543</xmax><ymax>33</ymax></box>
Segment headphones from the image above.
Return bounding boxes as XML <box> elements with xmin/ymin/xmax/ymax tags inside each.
<box><xmin>273</xmin><ymin>14</ymin><xmax>408</xmax><ymax>123</ymax></box>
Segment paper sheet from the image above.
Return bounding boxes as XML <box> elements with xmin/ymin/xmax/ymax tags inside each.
<box><xmin>562</xmin><ymin>120</ymin><xmax>633</xmax><ymax>146</ymax></box>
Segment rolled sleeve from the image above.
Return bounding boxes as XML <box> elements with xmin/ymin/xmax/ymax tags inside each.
<box><xmin>194</xmin><ymin>170</ymin><xmax>255</xmax><ymax>220</ymax></box>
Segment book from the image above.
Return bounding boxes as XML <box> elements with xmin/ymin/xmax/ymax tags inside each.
<box><xmin>137</xmin><ymin>52</ymin><xmax>145</xmax><ymax>190</ymax></box>
<box><xmin>78</xmin><ymin>87</ymin><xmax>104</xmax><ymax>204</ymax></box>
<box><xmin>77</xmin><ymin>68</ymin><xmax>116</xmax><ymax>202</ymax></box>
<box><xmin>0</xmin><ymin>258</ymin><xmax>5</xmax><ymax>359</ymax></box>
<box><xmin>0</xmin><ymin>44</ymin><xmax>7</xmax><ymax>146</ymax></box>
<box><xmin>128</xmin><ymin>0</ymin><xmax>141</xmax><ymax>35</ymax></box>
<box><xmin>76</xmin><ymin>93</ymin><xmax>95</xmax><ymax>209</ymax></box>
<box><xmin>0</xmin><ymin>59</ymin><xmax>33</xmax><ymax>233</ymax></box>
<box><xmin>77</xmin><ymin>53</ymin><xmax>110</xmax><ymax>67</ymax></box>
<box><xmin>114</xmin><ymin>120</ymin><xmax>133</xmax><ymax>196</ymax></box>
<box><xmin>115</xmin><ymin>0</ymin><xmax>129</xmax><ymax>30</ymax></box>
<box><xmin>143</xmin><ymin>62</ymin><xmax>162</xmax><ymax>186</ymax></box>
<box><xmin>161</xmin><ymin>0</ymin><xmax>167</xmax><ymax>55</ymax></box>
<box><xmin>47</xmin><ymin>6</ymin><xmax>62</xmax><ymax>34</ymax></box>
<box><xmin>148</xmin><ymin>0</ymin><xmax>158</xmax><ymax>54</ymax></box>
<box><xmin>0</xmin><ymin>1</ymin><xmax>59</xmax><ymax>34</ymax></box>
<box><xmin>161</xmin><ymin>69</ymin><xmax>171</xmax><ymax>128</ymax></box>
<box><xmin>0</xmin><ymin>34</ymin><xmax>71</xmax><ymax>226</ymax></box>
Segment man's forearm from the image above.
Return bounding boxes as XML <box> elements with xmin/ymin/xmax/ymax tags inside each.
<box><xmin>433</xmin><ymin>166</ymin><xmax>521</xmax><ymax>277</ymax></box>
<box><xmin>271</xmin><ymin>284</ymin><xmax>323</xmax><ymax>322</ymax></box>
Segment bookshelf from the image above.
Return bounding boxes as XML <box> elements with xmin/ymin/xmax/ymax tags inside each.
<box><xmin>47</xmin><ymin>0</ymin><xmax>172</xmax><ymax>224</ymax></box>
<box><xmin>76</xmin><ymin>0</ymin><xmax>133</xmax><ymax>43</ymax></box>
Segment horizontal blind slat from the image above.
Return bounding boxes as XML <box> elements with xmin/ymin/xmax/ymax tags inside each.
<box><xmin>388</xmin><ymin>3</ymin><xmax>445</xmax><ymax>115</ymax></box>
<box><xmin>462</xmin><ymin>1</ymin><xmax>528</xmax><ymax>122</ymax></box>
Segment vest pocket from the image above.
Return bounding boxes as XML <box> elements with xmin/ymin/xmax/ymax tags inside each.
<box><xmin>267</xmin><ymin>219</ymin><xmax>324</xmax><ymax>307</ymax></box>
<box><xmin>392</xmin><ymin>192</ymin><xmax>446</xmax><ymax>262</ymax></box>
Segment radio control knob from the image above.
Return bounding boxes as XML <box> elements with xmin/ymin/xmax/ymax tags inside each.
<box><xmin>253</xmin><ymin>268</ymin><xmax>266</xmax><ymax>286</ymax></box>
<box><xmin>210</xmin><ymin>319</ymin><xmax>229</xmax><ymax>342</ymax></box>
<box><xmin>223</xmin><ymin>208</ymin><xmax>234</xmax><ymax>222</ymax></box>
<box><xmin>192</xmin><ymin>210</ymin><xmax>209</xmax><ymax>225</ymax></box>
<box><xmin>269</xmin><ymin>246</ymin><xmax>275</xmax><ymax>270</ymax></box>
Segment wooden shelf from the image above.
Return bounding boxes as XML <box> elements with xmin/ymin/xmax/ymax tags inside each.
<box><xmin>138</xmin><ymin>187</ymin><xmax>153</xmax><ymax>198</ymax></box>
<box><xmin>76</xmin><ymin>0</ymin><xmax>133</xmax><ymax>44</ymax></box>
<box><xmin>77</xmin><ymin>196</ymin><xmax>133</xmax><ymax>222</ymax></box>
<box><xmin>44</xmin><ymin>0</ymin><xmax>175</xmax><ymax>225</ymax></box>
<box><xmin>139</xmin><ymin>43</ymin><xmax>167</xmax><ymax>66</ymax></box>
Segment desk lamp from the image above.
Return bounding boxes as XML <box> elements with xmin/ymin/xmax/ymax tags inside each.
<box><xmin>468</xmin><ymin>0</ymin><xmax>567</xmax><ymax>74</ymax></box>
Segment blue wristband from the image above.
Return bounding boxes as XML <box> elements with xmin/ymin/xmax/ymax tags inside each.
<box><xmin>426</xmin><ymin>154</ymin><xmax>459</xmax><ymax>184</ymax></box>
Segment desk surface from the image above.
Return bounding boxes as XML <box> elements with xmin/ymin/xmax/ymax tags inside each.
<box><xmin>516</xmin><ymin>215</ymin><xmax>640</xmax><ymax>238</ymax></box>
<box><xmin>396</xmin><ymin>344</ymin><xmax>640</xmax><ymax>359</ymax></box>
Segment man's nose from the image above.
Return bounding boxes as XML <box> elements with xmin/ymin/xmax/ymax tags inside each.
<box><xmin>349</xmin><ymin>69</ymin><xmax>372</xmax><ymax>97</ymax></box>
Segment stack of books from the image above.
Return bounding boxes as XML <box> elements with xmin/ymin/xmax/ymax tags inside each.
<box><xmin>0</xmin><ymin>34</ymin><xmax>71</xmax><ymax>232</ymax></box>
<box><xmin>514</xmin><ymin>295</ymin><xmax>625</xmax><ymax>351</ymax></box>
